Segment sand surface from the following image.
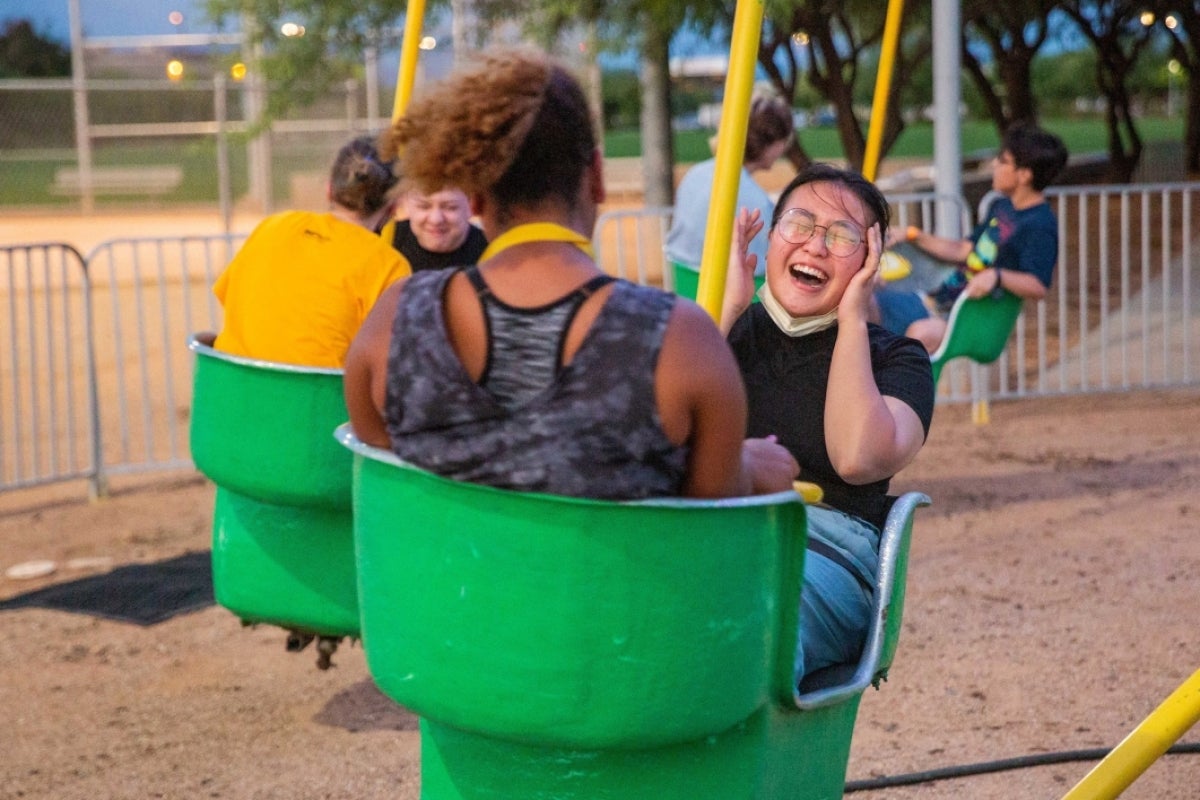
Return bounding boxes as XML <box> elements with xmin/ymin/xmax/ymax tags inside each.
<box><xmin>2</xmin><ymin>206</ymin><xmax>1199</xmax><ymax>798</ymax></box>
<box><xmin>2</xmin><ymin>388</ymin><xmax>1198</xmax><ymax>799</ymax></box>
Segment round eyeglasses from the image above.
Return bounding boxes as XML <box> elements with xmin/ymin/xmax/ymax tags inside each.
<box><xmin>775</xmin><ymin>208</ymin><xmax>863</xmax><ymax>257</ymax></box>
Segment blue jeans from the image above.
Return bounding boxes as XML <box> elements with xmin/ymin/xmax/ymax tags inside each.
<box><xmin>795</xmin><ymin>507</ymin><xmax>877</xmax><ymax>681</ymax></box>
<box><xmin>875</xmin><ymin>286</ymin><xmax>932</xmax><ymax>336</ymax></box>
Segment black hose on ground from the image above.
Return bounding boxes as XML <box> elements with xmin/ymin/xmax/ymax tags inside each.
<box><xmin>845</xmin><ymin>742</ymin><xmax>1200</xmax><ymax>792</ymax></box>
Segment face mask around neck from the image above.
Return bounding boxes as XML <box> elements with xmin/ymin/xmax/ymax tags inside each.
<box><xmin>757</xmin><ymin>282</ymin><xmax>838</xmax><ymax>337</ymax></box>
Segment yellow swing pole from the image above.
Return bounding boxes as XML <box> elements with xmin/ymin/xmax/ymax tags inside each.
<box><xmin>862</xmin><ymin>0</ymin><xmax>904</xmax><ymax>181</ymax></box>
<box><xmin>694</xmin><ymin>0</ymin><xmax>764</xmax><ymax>322</ymax></box>
<box><xmin>1060</xmin><ymin>667</ymin><xmax>1200</xmax><ymax>800</ymax></box>
<box><xmin>380</xmin><ymin>0</ymin><xmax>427</xmax><ymax>244</ymax></box>
<box><xmin>392</xmin><ymin>0</ymin><xmax>428</xmax><ymax>123</ymax></box>
<box><xmin>695</xmin><ymin>0</ymin><xmax>824</xmax><ymax>507</ymax></box>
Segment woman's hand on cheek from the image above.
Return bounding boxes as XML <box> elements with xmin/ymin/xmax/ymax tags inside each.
<box><xmin>838</xmin><ymin>223</ymin><xmax>882</xmax><ymax>326</ymax></box>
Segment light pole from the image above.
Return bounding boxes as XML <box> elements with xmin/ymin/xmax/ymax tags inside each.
<box><xmin>1167</xmin><ymin>59</ymin><xmax>1181</xmax><ymax>118</ymax></box>
<box><xmin>67</xmin><ymin>0</ymin><xmax>94</xmax><ymax>213</ymax></box>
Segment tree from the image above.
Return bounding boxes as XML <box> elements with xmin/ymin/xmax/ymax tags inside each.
<box><xmin>1030</xmin><ymin>47</ymin><xmax>1100</xmax><ymax>116</ymax></box>
<box><xmin>637</xmin><ymin>14</ymin><xmax>677</xmax><ymax>206</ymax></box>
<box><xmin>1057</xmin><ymin>0</ymin><xmax>1158</xmax><ymax>182</ymax></box>
<box><xmin>750</xmin><ymin>0</ymin><xmax>931</xmax><ymax>172</ymax></box>
<box><xmin>0</xmin><ymin>19</ymin><xmax>70</xmax><ymax>78</ymax></box>
<box><xmin>204</xmin><ymin>0</ymin><xmax>415</xmax><ymax>117</ymax></box>
<box><xmin>1150</xmin><ymin>0</ymin><xmax>1200</xmax><ymax>174</ymax></box>
<box><xmin>470</xmin><ymin>0</ymin><xmax>689</xmax><ymax>205</ymax></box>
<box><xmin>960</xmin><ymin>0</ymin><xmax>1059</xmax><ymax>129</ymax></box>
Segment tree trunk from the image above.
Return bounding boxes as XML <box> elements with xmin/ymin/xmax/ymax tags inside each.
<box><xmin>783</xmin><ymin>138</ymin><xmax>812</xmax><ymax>172</ymax></box>
<box><xmin>583</xmin><ymin>23</ymin><xmax>605</xmax><ymax>150</ymax></box>
<box><xmin>638</xmin><ymin>20</ymin><xmax>675</xmax><ymax>208</ymax></box>
<box><xmin>1103</xmin><ymin>90</ymin><xmax>1142</xmax><ymax>184</ymax></box>
<box><xmin>1185</xmin><ymin>77</ymin><xmax>1200</xmax><ymax>175</ymax></box>
<box><xmin>962</xmin><ymin>46</ymin><xmax>1009</xmax><ymax>131</ymax></box>
<box><xmin>1000</xmin><ymin>55</ymin><xmax>1037</xmax><ymax>124</ymax></box>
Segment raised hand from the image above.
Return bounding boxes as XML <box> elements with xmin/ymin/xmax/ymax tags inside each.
<box><xmin>720</xmin><ymin>207</ymin><xmax>765</xmax><ymax>333</ymax></box>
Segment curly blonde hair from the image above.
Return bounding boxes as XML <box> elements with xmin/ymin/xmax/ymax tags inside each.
<box><xmin>382</xmin><ymin>49</ymin><xmax>596</xmax><ymax>217</ymax></box>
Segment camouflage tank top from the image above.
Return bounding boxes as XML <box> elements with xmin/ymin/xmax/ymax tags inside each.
<box><xmin>383</xmin><ymin>267</ymin><xmax>689</xmax><ymax>499</ymax></box>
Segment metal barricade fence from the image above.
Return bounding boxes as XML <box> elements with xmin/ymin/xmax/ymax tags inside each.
<box><xmin>886</xmin><ymin>191</ymin><xmax>973</xmax><ymax>235</ymax></box>
<box><xmin>592</xmin><ymin>193</ymin><xmax>973</xmax><ymax>293</ymax></box>
<box><xmin>984</xmin><ymin>182</ymin><xmax>1197</xmax><ymax>402</ymax></box>
<box><xmin>2</xmin><ymin>185</ymin><xmax>1198</xmax><ymax>496</ymax></box>
<box><xmin>0</xmin><ymin>243</ymin><xmax>100</xmax><ymax>494</ymax></box>
<box><xmin>593</xmin><ymin>206</ymin><xmax>675</xmax><ymax>289</ymax></box>
<box><xmin>82</xmin><ymin>235</ymin><xmax>243</xmax><ymax>491</ymax></box>
<box><xmin>593</xmin><ymin>185</ymin><xmax>1200</xmax><ymax>406</ymax></box>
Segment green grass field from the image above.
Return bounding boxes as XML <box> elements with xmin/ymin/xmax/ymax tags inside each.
<box><xmin>0</xmin><ymin>117</ymin><xmax>1187</xmax><ymax>208</ymax></box>
<box><xmin>604</xmin><ymin>117</ymin><xmax>1186</xmax><ymax>164</ymax></box>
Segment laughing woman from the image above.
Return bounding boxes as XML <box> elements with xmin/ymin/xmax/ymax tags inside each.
<box><xmin>720</xmin><ymin>163</ymin><xmax>935</xmax><ymax>681</ymax></box>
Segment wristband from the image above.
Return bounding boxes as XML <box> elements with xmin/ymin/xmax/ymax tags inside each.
<box><xmin>991</xmin><ymin>267</ymin><xmax>1003</xmax><ymax>296</ymax></box>
<box><xmin>905</xmin><ymin>225</ymin><xmax>921</xmax><ymax>242</ymax></box>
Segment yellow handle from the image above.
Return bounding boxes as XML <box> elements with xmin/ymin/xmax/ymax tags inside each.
<box><xmin>793</xmin><ymin>481</ymin><xmax>824</xmax><ymax>505</ymax></box>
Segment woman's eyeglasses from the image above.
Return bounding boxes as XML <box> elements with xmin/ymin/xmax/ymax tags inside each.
<box><xmin>775</xmin><ymin>208</ymin><xmax>863</xmax><ymax>257</ymax></box>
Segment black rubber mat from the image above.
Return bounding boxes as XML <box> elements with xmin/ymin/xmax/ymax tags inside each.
<box><xmin>0</xmin><ymin>551</ymin><xmax>214</xmax><ymax>626</ymax></box>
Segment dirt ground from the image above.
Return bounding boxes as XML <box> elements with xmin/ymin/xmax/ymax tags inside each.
<box><xmin>1</xmin><ymin>387</ymin><xmax>1198</xmax><ymax>800</ymax></box>
<box><xmin>2</xmin><ymin>206</ymin><xmax>1200</xmax><ymax>798</ymax></box>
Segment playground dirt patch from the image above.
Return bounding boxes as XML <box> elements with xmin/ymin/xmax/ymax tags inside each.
<box><xmin>1</xmin><ymin>387</ymin><xmax>1198</xmax><ymax>799</ymax></box>
<box><xmin>2</xmin><ymin>205</ymin><xmax>1199</xmax><ymax>797</ymax></box>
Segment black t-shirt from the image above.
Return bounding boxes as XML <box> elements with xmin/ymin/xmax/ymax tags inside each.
<box><xmin>392</xmin><ymin>219</ymin><xmax>489</xmax><ymax>272</ymax></box>
<box><xmin>728</xmin><ymin>306</ymin><xmax>935</xmax><ymax>529</ymax></box>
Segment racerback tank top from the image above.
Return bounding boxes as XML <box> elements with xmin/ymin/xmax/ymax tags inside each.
<box><xmin>464</xmin><ymin>264</ymin><xmax>614</xmax><ymax>411</ymax></box>
<box><xmin>382</xmin><ymin>267</ymin><xmax>689</xmax><ymax>499</ymax></box>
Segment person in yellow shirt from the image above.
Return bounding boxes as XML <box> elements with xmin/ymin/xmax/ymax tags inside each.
<box><xmin>213</xmin><ymin>135</ymin><xmax>412</xmax><ymax>367</ymax></box>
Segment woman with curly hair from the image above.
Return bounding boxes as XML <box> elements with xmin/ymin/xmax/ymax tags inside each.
<box><xmin>344</xmin><ymin>49</ymin><xmax>797</xmax><ymax>500</ymax></box>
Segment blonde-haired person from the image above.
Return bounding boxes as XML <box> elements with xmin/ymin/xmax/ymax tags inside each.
<box><xmin>665</xmin><ymin>92</ymin><xmax>795</xmax><ymax>287</ymax></box>
<box><xmin>344</xmin><ymin>49</ymin><xmax>798</xmax><ymax>500</ymax></box>
<box><xmin>213</xmin><ymin>134</ymin><xmax>411</xmax><ymax>367</ymax></box>
<box><xmin>383</xmin><ymin>186</ymin><xmax>488</xmax><ymax>271</ymax></box>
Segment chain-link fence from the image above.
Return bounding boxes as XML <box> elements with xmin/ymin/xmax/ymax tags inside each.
<box><xmin>0</xmin><ymin>75</ymin><xmax>393</xmax><ymax>218</ymax></box>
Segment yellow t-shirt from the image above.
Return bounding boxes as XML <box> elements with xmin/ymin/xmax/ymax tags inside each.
<box><xmin>213</xmin><ymin>211</ymin><xmax>411</xmax><ymax>367</ymax></box>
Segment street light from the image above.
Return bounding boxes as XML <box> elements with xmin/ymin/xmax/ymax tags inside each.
<box><xmin>1167</xmin><ymin>59</ymin><xmax>1182</xmax><ymax>117</ymax></box>
<box><xmin>167</xmin><ymin>59</ymin><xmax>184</xmax><ymax>81</ymax></box>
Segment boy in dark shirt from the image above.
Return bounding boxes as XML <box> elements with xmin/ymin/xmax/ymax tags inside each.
<box><xmin>875</xmin><ymin>123</ymin><xmax>1068</xmax><ymax>353</ymax></box>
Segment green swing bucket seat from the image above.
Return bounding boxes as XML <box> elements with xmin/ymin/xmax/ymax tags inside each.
<box><xmin>340</xmin><ymin>426</ymin><xmax>929</xmax><ymax>800</ymax></box>
<box><xmin>671</xmin><ymin>260</ymin><xmax>764</xmax><ymax>301</ymax></box>
<box><xmin>188</xmin><ymin>334</ymin><xmax>359</xmax><ymax>657</ymax></box>
<box><xmin>929</xmin><ymin>289</ymin><xmax>1024</xmax><ymax>385</ymax></box>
